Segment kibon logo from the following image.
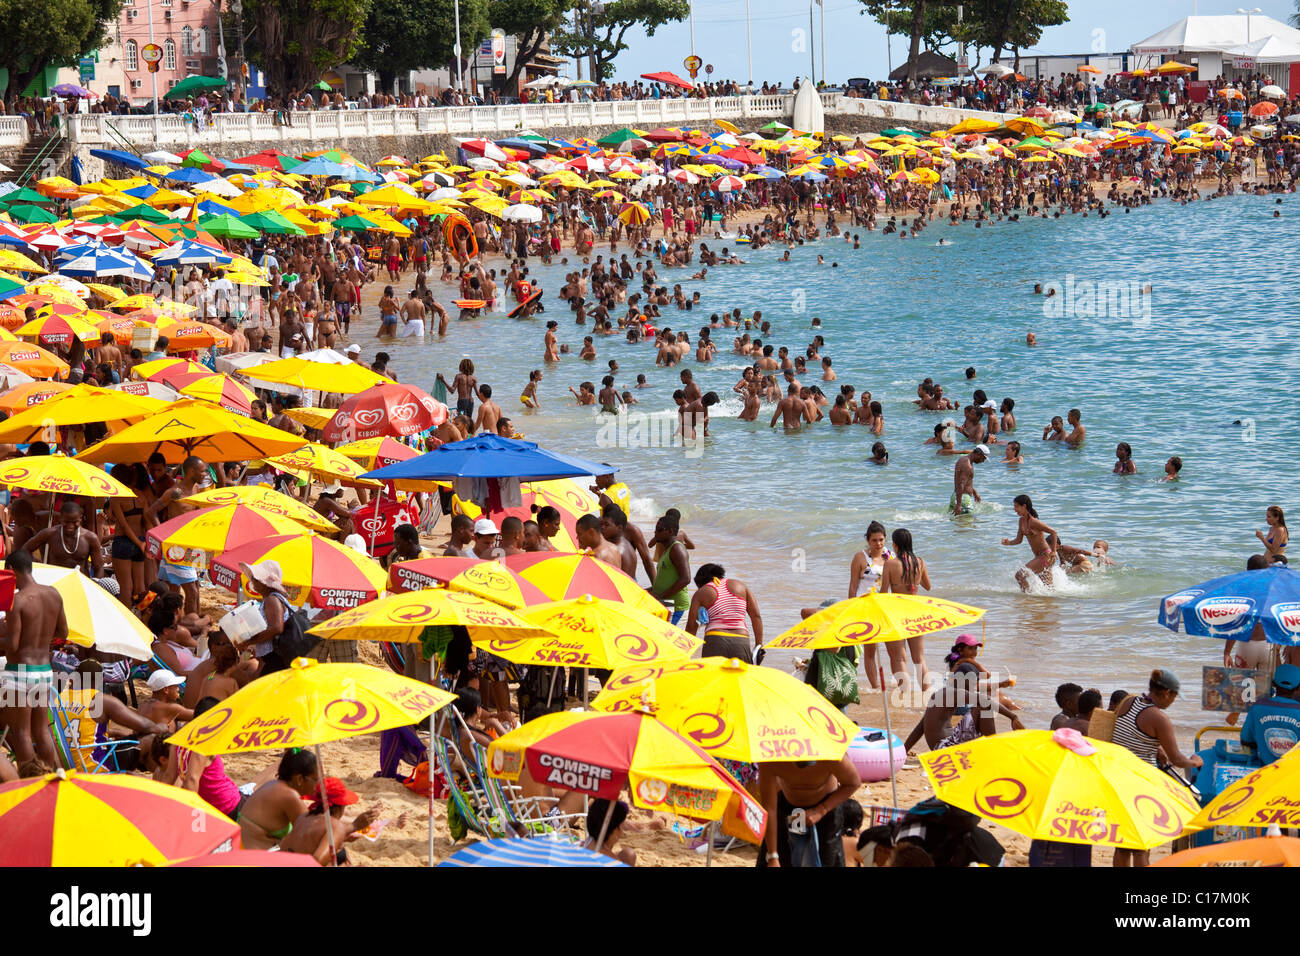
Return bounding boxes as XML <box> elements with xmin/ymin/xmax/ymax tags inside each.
<box><xmin>390</xmin><ymin>401</ymin><xmax>419</xmax><ymax>422</ymax></box>
<box><xmin>354</xmin><ymin>409</ymin><xmax>384</xmax><ymax>428</ymax></box>
<box><xmin>323</xmin><ymin>698</ymin><xmax>380</xmax><ymax>733</ymax></box>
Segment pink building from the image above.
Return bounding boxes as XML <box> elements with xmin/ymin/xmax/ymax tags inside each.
<box><xmin>118</xmin><ymin>0</ymin><xmax>224</xmax><ymax>104</ymax></box>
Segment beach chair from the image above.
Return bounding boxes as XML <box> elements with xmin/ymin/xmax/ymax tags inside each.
<box><xmin>429</xmin><ymin>734</ymin><xmax>510</xmax><ymax>842</ymax></box>
<box><xmin>49</xmin><ymin>690</ymin><xmax>137</xmax><ymax>774</ymax></box>
<box><xmin>466</xmin><ymin>739</ymin><xmax>584</xmax><ymax>841</ymax></box>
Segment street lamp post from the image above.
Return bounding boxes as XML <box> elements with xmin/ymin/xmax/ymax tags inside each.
<box><xmin>454</xmin><ymin>0</ymin><xmax>464</xmax><ymax>92</ymax></box>
<box><xmin>232</xmin><ymin>0</ymin><xmax>246</xmax><ymax>98</ymax></box>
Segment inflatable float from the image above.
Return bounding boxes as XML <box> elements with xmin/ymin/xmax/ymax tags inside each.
<box><xmin>443</xmin><ymin>215</ymin><xmax>479</xmax><ymax>260</ymax></box>
<box><xmin>847</xmin><ymin>726</ymin><xmax>907</xmax><ymax>782</ymax></box>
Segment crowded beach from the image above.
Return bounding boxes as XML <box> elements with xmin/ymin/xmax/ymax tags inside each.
<box><xmin>0</xmin><ymin>57</ymin><xmax>1298</xmax><ymax>871</ymax></box>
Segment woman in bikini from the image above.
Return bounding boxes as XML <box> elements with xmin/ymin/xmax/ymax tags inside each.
<box><xmin>239</xmin><ymin>748</ymin><xmax>321</xmax><ymax>850</ymax></box>
<box><xmin>1002</xmin><ymin>494</ymin><xmax>1060</xmax><ymax>592</ymax></box>
<box><xmin>106</xmin><ymin>464</ymin><xmax>152</xmax><ymax>604</ymax></box>
<box><xmin>1256</xmin><ymin>505</ymin><xmax>1288</xmax><ymax>562</ymax></box>
<box><xmin>880</xmin><ymin>528</ymin><xmax>932</xmax><ymax>690</ymax></box>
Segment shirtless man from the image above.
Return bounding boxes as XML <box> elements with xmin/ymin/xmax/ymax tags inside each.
<box><xmin>679</xmin><ymin>368</ymin><xmax>702</xmax><ymax>404</ymax></box>
<box><xmin>278</xmin><ymin>309</ymin><xmax>306</xmax><ymax>359</ymax></box>
<box><xmin>576</xmin><ymin>514</ymin><xmax>622</xmax><ymax>568</ymax></box>
<box><xmin>472</xmin><ymin>384</ymin><xmax>502</xmax><ymax>435</ymax></box>
<box><xmin>1055</xmin><ymin>408</ymin><xmax>1086</xmax><ymax>447</ymax></box>
<box><xmin>384</xmin><ymin>236</ymin><xmax>402</xmax><ymax>281</ymax></box>
<box><xmin>770</xmin><ymin>384</ymin><xmax>812</xmax><ymax>430</ymax></box>
<box><xmin>758</xmin><ymin>755</ymin><xmax>861</xmax><ymax>868</ymax></box>
<box><xmin>951</xmin><ymin>445</ymin><xmax>987</xmax><ymax>515</ymax></box>
<box><xmin>26</xmin><ymin>501</ymin><xmax>103</xmax><ymax>576</ymax></box>
<box><xmin>599</xmin><ymin>507</ymin><xmax>640</xmax><ymax>579</ymax></box>
<box><xmin>147</xmin><ymin>456</ymin><xmax>207</xmax><ymax>615</ymax></box>
<box><xmin>828</xmin><ymin>395</ymin><xmax>852</xmax><ymax>425</ymax></box>
<box><xmin>331</xmin><ymin>277</ymin><xmax>356</xmax><ymax>337</ymax></box>
<box><xmin>1</xmin><ymin>549</ymin><xmax>67</xmax><ymax>776</ymax></box>
<box><xmin>400</xmin><ymin>290</ymin><xmax>427</xmax><ymax>338</ymax></box>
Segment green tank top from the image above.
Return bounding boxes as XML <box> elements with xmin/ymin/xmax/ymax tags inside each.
<box><xmin>653</xmin><ymin>546</ymin><xmax>690</xmax><ymax>612</ymax></box>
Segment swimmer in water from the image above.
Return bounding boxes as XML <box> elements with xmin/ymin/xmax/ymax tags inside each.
<box><xmin>1026</xmin><ymin>331</ymin><xmax>1037</xmax><ymax>346</ymax></box>
<box><xmin>1002</xmin><ymin>494</ymin><xmax>1060</xmax><ymax>591</ymax></box>
<box><xmin>869</xmin><ymin>441</ymin><xmax>889</xmax><ymax>465</ymax></box>
<box><xmin>1113</xmin><ymin>442</ymin><xmax>1136</xmax><ymax>474</ymax></box>
<box><xmin>1058</xmin><ymin>540</ymin><xmax>1115</xmax><ymax>575</ymax></box>
<box><xmin>1002</xmin><ymin>440</ymin><xmax>1023</xmax><ymax>464</ymax></box>
<box><xmin>1161</xmin><ymin>455</ymin><xmax>1182</xmax><ymax>482</ymax></box>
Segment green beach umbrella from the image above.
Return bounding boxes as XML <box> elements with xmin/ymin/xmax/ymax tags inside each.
<box><xmin>330</xmin><ymin>214</ymin><xmax>379</xmax><ymax>232</ymax></box>
<box><xmin>1015</xmin><ymin>136</ymin><xmax>1050</xmax><ymax>150</ymax></box>
<box><xmin>242</xmin><ymin>210</ymin><xmax>307</xmax><ymax>236</ymax></box>
<box><xmin>883</xmin><ymin>128</ymin><xmax>924</xmax><ymax>139</ymax></box>
<box><xmin>111</xmin><ymin>203</ymin><xmax>172</xmax><ymax>223</ymax></box>
<box><xmin>165</xmin><ymin>75</ymin><xmax>227</xmax><ymax>100</ymax></box>
<box><xmin>313</xmin><ymin>80</ymin><xmax>333</xmax><ymax>91</ymax></box>
<box><xmin>181</xmin><ymin>148</ymin><xmax>213</xmax><ymax>168</ymax></box>
<box><xmin>198</xmin><ymin>213</ymin><xmax>260</xmax><ymax>239</ymax></box>
<box><xmin>3</xmin><ymin>204</ymin><xmax>58</xmax><ymax>224</ymax></box>
<box><xmin>3</xmin><ymin>187</ymin><xmax>54</xmax><ymax>205</ymax></box>
<box><xmin>760</xmin><ymin>120</ymin><xmax>791</xmax><ymax>132</ymax></box>
<box><xmin>0</xmin><ymin>276</ymin><xmax>25</xmax><ymax>302</ymax></box>
<box><xmin>598</xmin><ymin>127</ymin><xmax>643</xmax><ymax>147</ymax></box>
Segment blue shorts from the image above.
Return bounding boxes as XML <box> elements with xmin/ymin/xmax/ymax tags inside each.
<box><xmin>159</xmin><ymin>561</ymin><xmax>200</xmax><ymax>585</ymax></box>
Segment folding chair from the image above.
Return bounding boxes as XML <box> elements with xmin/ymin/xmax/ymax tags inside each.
<box><xmin>49</xmin><ymin>689</ymin><xmax>138</xmax><ymax>774</ymax></box>
<box><xmin>466</xmin><ymin>738</ymin><xmax>584</xmax><ymax>841</ymax></box>
<box><xmin>429</xmin><ymin>734</ymin><xmax>509</xmax><ymax>842</ymax></box>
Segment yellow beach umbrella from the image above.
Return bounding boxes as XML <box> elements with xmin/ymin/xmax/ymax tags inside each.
<box><xmin>765</xmin><ymin>593</ymin><xmax>985</xmax><ymax>650</ymax></box>
<box><xmin>918</xmin><ymin>729</ymin><xmax>1200</xmax><ymax>850</ymax></box>
<box><xmin>31</xmin><ymin>563</ymin><xmax>153</xmax><ymax>658</ymax></box>
<box><xmin>109</xmin><ymin>293</ymin><xmax>158</xmax><ymax>311</ymax></box>
<box><xmin>76</xmin><ymin>399</ymin><xmax>309</xmax><ymax>465</ymax></box>
<box><xmin>308</xmin><ymin>586</ymin><xmax>556</xmax><ymax>644</ymax></box>
<box><xmin>0</xmin><ymin>453</ymin><xmax>134</xmax><ymax>498</ymax></box>
<box><xmin>263</xmin><ymin>441</ymin><xmax>381</xmax><ymax>487</ymax></box>
<box><xmin>180</xmin><ymin>484</ymin><xmax>339</xmax><ymax>533</ymax></box>
<box><xmin>0</xmin><ymin>385</ymin><xmax>164</xmax><ymax>443</ymax></box>
<box><xmin>283</xmin><ymin>405</ymin><xmax>339</xmax><ymax>430</ymax></box>
<box><xmin>0</xmin><ymin>250</ymin><xmax>48</xmax><ymax>274</ymax></box>
<box><xmin>593</xmin><ymin>656</ymin><xmax>859</xmax><ymax>762</ymax></box>
<box><xmin>244</xmin><ymin>356</ymin><xmax>393</xmax><ymax>393</ymax></box>
<box><xmin>1187</xmin><ymin>746</ymin><xmax>1300</xmax><ymax>831</ymax></box>
<box><xmin>84</xmin><ymin>282</ymin><xmax>125</xmax><ymax>302</ymax></box>
<box><xmin>166</xmin><ymin>657</ymin><xmax>456</xmax><ymax>756</ymax></box>
<box><xmin>488</xmin><ymin>595</ymin><xmax>700</xmax><ymax>670</ymax></box>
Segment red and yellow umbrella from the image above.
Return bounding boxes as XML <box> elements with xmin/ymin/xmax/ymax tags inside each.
<box><xmin>0</xmin><ymin>303</ymin><xmax>28</xmax><ymax>330</ymax></box>
<box><xmin>179</xmin><ymin>484</ymin><xmax>337</xmax><ymax>533</ymax></box>
<box><xmin>334</xmin><ymin>436</ymin><xmax>420</xmax><ymax>470</ymax></box>
<box><xmin>504</xmin><ymin>551</ymin><xmax>669</xmax><ymax>619</ymax></box>
<box><xmin>388</xmin><ymin>555</ymin><xmax>551</xmax><ymax>609</ymax></box>
<box><xmin>485</xmin><ymin>711</ymin><xmax>766</xmax><ymax>844</ymax></box>
<box><xmin>132</xmin><ymin>357</ymin><xmax>209</xmax><ymax>383</ymax></box>
<box><xmin>15</xmin><ymin>312</ymin><xmax>102</xmax><ymax>348</ymax></box>
<box><xmin>0</xmin><ymin>769</ymin><xmax>239</xmax><ymax>866</ymax></box>
<box><xmin>210</xmin><ymin>533</ymin><xmax>387</xmax><ymax>610</ymax></box>
<box><xmin>146</xmin><ymin>503</ymin><xmax>318</xmax><ymax>564</ymax></box>
<box><xmin>321</xmin><ymin>383</ymin><xmax>448</xmax><ymax>443</ymax></box>
<box><xmin>169</xmin><ymin>370</ymin><xmax>258</xmax><ymax>415</ymax></box>
<box><xmin>455</xmin><ymin>478</ymin><xmax>600</xmax><ymax>551</ymax></box>
<box><xmin>617</xmin><ymin>201</ymin><xmax>652</xmax><ymax>226</ymax></box>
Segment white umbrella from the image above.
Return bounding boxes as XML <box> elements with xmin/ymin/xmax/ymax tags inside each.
<box><xmin>195</xmin><ymin>177</ymin><xmax>242</xmax><ymax>198</ymax></box>
<box><xmin>979</xmin><ymin>63</ymin><xmax>1014</xmax><ymax>77</ymax></box>
<box><xmin>524</xmin><ymin>76</ymin><xmax>562</xmax><ymax>89</ymax></box>
<box><xmin>33</xmin><ymin>565</ymin><xmax>153</xmax><ymax>660</ymax></box>
<box><xmin>37</xmin><ymin>274</ymin><xmax>91</xmax><ymax>298</ymax></box>
<box><xmin>466</xmin><ymin>157</ymin><xmax>502</xmax><ymax>171</ymax></box>
<box><xmin>502</xmin><ymin>204</ymin><xmax>543</xmax><ymax>223</ymax></box>
<box><xmin>501</xmin><ymin>172</ymin><xmax>538</xmax><ymax>187</ymax></box>
<box><xmin>0</xmin><ymin>363</ymin><xmax>35</xmax><ymax>390</ymax></box>
<box><xmin>421</xmin><ymin>171</ymin><xmax>455</xmax><ymax>189</ymax></box>
<box><xmin>1261</xmin><ymin>85</ymin><xmax>1285</xmax><ymax>99</ymax></box>
<box><xmin>214</xmin><ymin>352</ymin><xmax>279</xmax><ymax>376</ymax></box>
<box><xmin>428</xmin><ymin>187</ymin><xmax>462</xmax><ymax>201</ymax></box>
<box><xmin>0</xmin><ymin>161</ymin><xmax>11</xmax><ymax>174</ymax></box>
<box><xmin>530</xmin><ymin>158</ymin><xmax>563</xmax><ymax>174</ymax></box>
<box><xmin>111</xmin><ymin>380</ymin><xmax>181</xmax><ymax>402</ymax></box>
<box><xmin>143</xmin><ymin>150</ymin><xmax>184</xmax><ymax>164</ymax></box>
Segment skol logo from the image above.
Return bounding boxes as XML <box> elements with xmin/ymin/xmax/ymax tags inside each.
<box><xmin>323</xmin><ymin>698</ymin><xmax>380</xmax><ymax>733</ymax></box>
<box><xmin>184</xmin><ymin>706</ymin><xmax>233</xmax><ymax>745</ymax></box>
<box><xmin>973</xmin><ymin>777</ymin><xmax>1030</xmax><ymax>819</ymax></box>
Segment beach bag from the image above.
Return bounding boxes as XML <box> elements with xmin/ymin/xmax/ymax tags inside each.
<box><xmin>267</xmin><ymin>592</ymin><xmax>319</xmax><ymax>661</ymax></box>
<box><xmin>446</xmin><ymin>797</ymin><xmax>469</xmax><ymax>841</ymax></box>
<box><xmin>812</xmin><ymin>647</ymin><xmax>860</xmax><ymax>709</ymax></box>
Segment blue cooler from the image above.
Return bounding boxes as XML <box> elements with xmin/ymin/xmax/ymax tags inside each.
<box><xmin>1189</xmin><ymin>729</ymin><xmax>1263</xmax><ymax>848</ymax></box>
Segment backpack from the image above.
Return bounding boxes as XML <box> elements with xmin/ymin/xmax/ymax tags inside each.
<box><xmin>266</xmin><ymin>591</ymin><xmax>319</xmax><ymax>662</ymax></box>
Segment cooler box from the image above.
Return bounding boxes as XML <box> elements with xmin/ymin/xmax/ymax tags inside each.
<box><xmin>1190</xmin><ymin>732</ymin><xmax>1264</xmax><ymax>848</ymax></box>
<box><xmin>132</xmin><ymin>326</ymin><xmax>159</xmax><ymax>353</ymax></box>
<box><xmin>352</xmin><ymin>498</ymin><xmax>419</xmax><ymax>559</ymax></box>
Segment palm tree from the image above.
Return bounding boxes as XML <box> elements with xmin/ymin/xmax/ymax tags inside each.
<box><xmin>1292</xmin><ymin>0</ymin><xmax>1300</xmax><ymax>28</ymax></box>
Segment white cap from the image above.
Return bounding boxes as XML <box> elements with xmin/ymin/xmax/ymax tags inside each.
<box><xmin>974</xmin><ymin>444</ymin><xmax>990</xmax><ymax>456</ymax></box>
<box><xmin>473</xmin><ymin>518</ymin><xmax>499</xmax><ymax>536</ymax></box>
<box><xmin>345</xmin><ymin>343</ymin><xmax>361</xmax><ymax>355</ymax></box>
<box><xmin>147</xmin><ymin>669</ymin><xmax>185</xmax><ymax>692</ymax></box>
<box><xmin>344</xmin><ymin>533</ymin><xmax>368</xmax><ymax>556</ymax></box>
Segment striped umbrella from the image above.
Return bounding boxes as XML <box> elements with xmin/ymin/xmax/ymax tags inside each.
<box><xmin>0</xmin><ymin>380</ymin><xmax>73</xmax><ymax>413</ymax></box>
<box><xmin>15</xmin><ymin>312</ymin><xmax>101</xmax><ymax>348</ymax></box>
<box><xmin>0</xmin><ymin>769</ymin><xmax>238</xmax><ymax>866</ymax></box>
<box><xmin>388</xmin><ymin>555</ymin><xmax>551</xmax><ymax>609</ymax></box>
<box><xmin>179</xmin><ymin>485</ymin><xmax>338</xmax><ymax>533</ymax></box>
<box><xmin>503</xmin><ymin>552</ymin><xmax>668</xmax><ymax>619</ymax></box>
<box><xmin>616</xmin><ymin>201</ymin><xmax>652</xmax><ymax>226</ymax></box>
<box><xmin>210</xmin><ymin>533</ymin><xmax>387</xmax><ymax>610</ymax></box>
<box><xmin>711</xmin><ymin>175</ymin><xmax>746</xmax><ymax>192</ymax></box>
<box><xmin>146</xmin><ymin>503</ymin><xmax>318</xmax><ymax>563</ymax></box>
<box><xmin>439</xmin><ymin>839</ymin><xmax>625</xmax><ymax>867</ymax></box>
<box><xmin>169</xmin><ymin>370</ymin><xmax>258</xmax><ymax>415</ymax></box>
<box><xmin>334</xmin><ymin>436</ymin><xmax>420</xmax><ymax>470</ymax></box>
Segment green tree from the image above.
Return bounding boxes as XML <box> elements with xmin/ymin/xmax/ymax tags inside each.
<box><xmin>551</xmin><ymin>0</ymin><xmax>690</xmax><ymax>81</ymax></box>
<box><xmin>490</xmin><ymin>0</ymin><xmax>575</xmax><ymax>89</ymax></box>
<box><xmin>353</xmin><ymin>0</ymin><xmax>489</xmax><ymax>93</ymax></box>
<box><xmin>0</xmin><ymin>0</ymin><xmax>121</xmax><ymax>106</ymax></box>
<box><xmin>242</xmin><ymin>0</ymin><xmax>370</xmax><ymax>96</ymax></box>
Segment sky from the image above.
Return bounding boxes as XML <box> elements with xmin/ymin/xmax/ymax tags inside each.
<box><xmin>578</xmin><ymin>0</ymin><xmax>1299</xmax><ymax>84</ymax></box>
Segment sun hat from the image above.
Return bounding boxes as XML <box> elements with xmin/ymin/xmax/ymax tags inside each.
<box><xmin>319</xmin><ymin>482</ymin><xmax>342</xmax><ymax>495</ymax></box>
<box><xmin>474</xmin><ymin>518</ymin><xmax>499</xmax><ymax>536</ymax></box>
<box><xmin>343</xmin><ymin>533</ymin><xmax>368</xmax><ymax>556</ymax></box>
<box><xmin>239</xmin><ymin>559</ymin><xmax>284</xmax><ymax>593</ymax></box>
<box><xmin>146</xmin><ymin>669</ymin><xmax>185</xmax><ymax>692</ymax></box>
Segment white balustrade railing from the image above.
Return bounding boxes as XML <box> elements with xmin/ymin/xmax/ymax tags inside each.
<box><xmin>65</xmin><ymin>94</ymin><xmax>1013</xmax><ymax>150</ymax></box>
<box><xmin>0</xmin><ymin>116</ymin><xmax>28</xmax><ymax>147</ymax></box>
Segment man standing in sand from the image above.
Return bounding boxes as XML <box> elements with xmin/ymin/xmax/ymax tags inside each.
<box><xmin>1</xmin><ymin>549</ymin><xmax>67</xmax><ymax>776</ymax></box>
<box><xmin>757</xmin><ymin>755</ymin><xmax>861</xmax><ymax>868</ymax></box>
<box><xmin>952</xmin><ymin>444</ymin><xmax>988</xmax><ymax>515</ymax></box>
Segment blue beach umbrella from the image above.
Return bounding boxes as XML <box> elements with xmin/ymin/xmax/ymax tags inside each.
<box><xmin>152</xmin><ymin>239</ymin><xmax>233</xmax><ymax>267</ymax></box>
<box><xmin>438</xmin><ymin>839</ymin><xmax>625</xmax><ymax>867</ymax></box>
<box><xmin>1159</xmin><ymin>565</ymin><xmax>1300</xmax><ymax>646</ymax></box>
<box><xmin>59</xmin><ymin>247</ymin><xmax>155</xmax><ymax>280</ymax></box>
<box><xmin>362</xmin><ymin>434</ymin><xmax>615</xmax><ymax>484</ymax></box>
<box><xmin>163</xmin><ymin>167</ymin><xmax>217</xmax><ymax>185</ymax></box>
<box><xmin>293</xmin><ymin>156</ymin><xmax>349</xmax><ymax>178</ymax></box>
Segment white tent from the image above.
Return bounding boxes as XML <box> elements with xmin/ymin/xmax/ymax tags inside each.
<box><xmin>1220</xmin><ymin>34</ymin><xmax>1300</xmax><ymax>64</ymax></box>
<box><xmin>1131</xmin><ymin>15</ymin><xmax>1300</xmax><ymax>55</ymax></box>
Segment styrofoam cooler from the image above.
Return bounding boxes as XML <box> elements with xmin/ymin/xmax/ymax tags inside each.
<box><xmin>219</xmin><ymin>600</ymin><xmax>267</xmax><ymax>643</ymax></box>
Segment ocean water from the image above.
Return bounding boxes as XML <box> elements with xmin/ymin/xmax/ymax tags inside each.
<box><xmin>386</xmin><ymin>192</ymin><xmax>1296</xmax><ymax>732</ymax></box>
